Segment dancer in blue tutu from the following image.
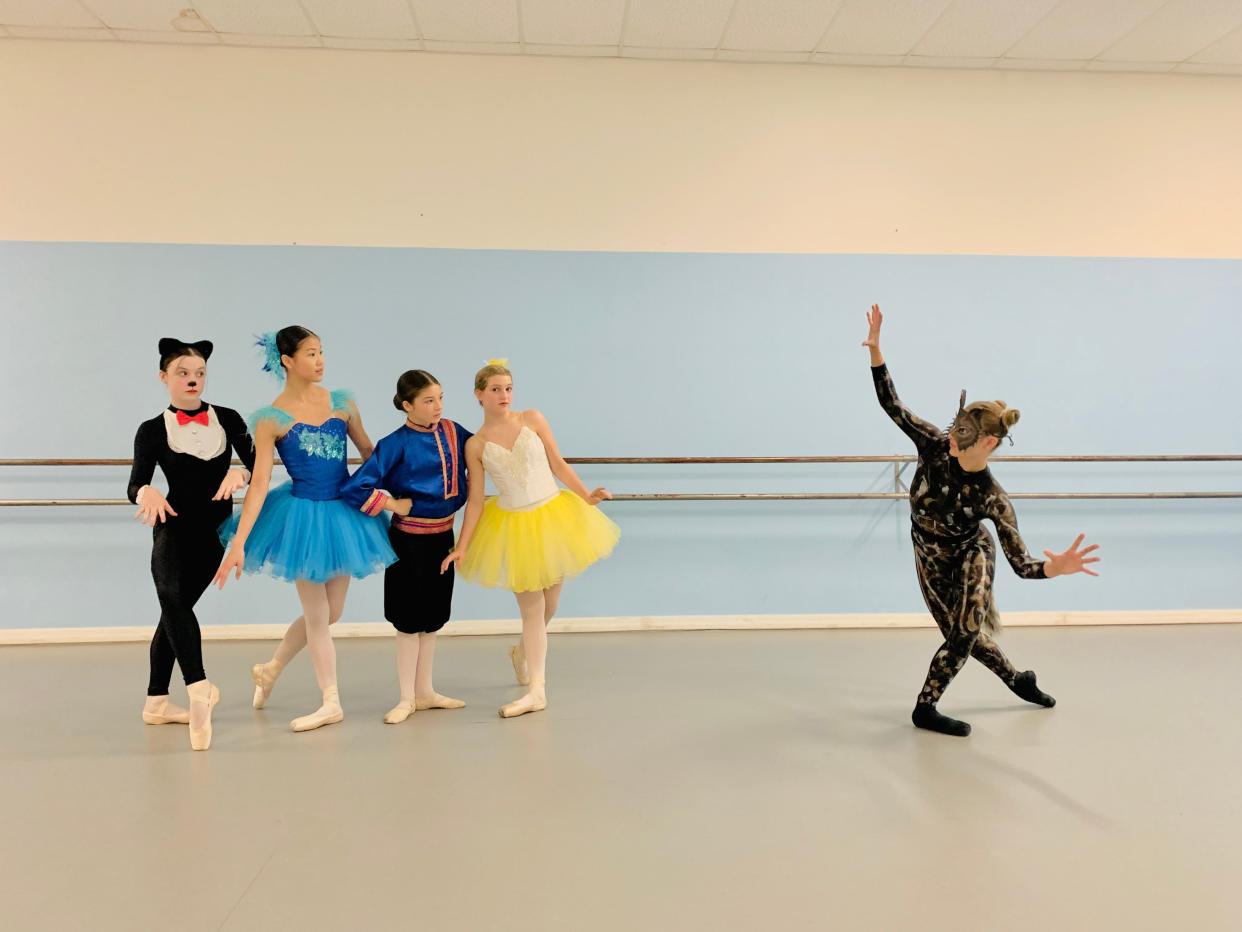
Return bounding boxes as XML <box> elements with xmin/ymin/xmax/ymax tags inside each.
<box><xmin>214</xmin><ymin>326</ymin><xmax>395</xmax><ymax>732</ymax></box>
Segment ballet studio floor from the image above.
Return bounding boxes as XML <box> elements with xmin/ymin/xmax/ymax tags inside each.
<box><xmin>2</xmin><ymin>624</ymin><xmax>1239</xmax><ymax>932</ymax></box>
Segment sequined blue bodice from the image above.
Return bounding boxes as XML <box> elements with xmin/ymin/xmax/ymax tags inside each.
<box><xmin>249</xmin><ymin>390</ymin><xmax>355</xmax><ymax>502</ymax></box>
<box><xmin>276</xmin><ymin>419</ymin><xmax>349</xmax><ymax>501</ymax></box>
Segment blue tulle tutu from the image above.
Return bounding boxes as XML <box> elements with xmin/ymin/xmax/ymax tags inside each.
<box><xmin>218</xmin><ymin>481</ymin><xmax>396</xmax><ymax>583</ymax></box>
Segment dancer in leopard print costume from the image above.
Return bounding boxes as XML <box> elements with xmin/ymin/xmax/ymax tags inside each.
<box><xmin>863</xmin><ymin>305</ymin><xmax>1101</xmax><ymax>737</ymax></box>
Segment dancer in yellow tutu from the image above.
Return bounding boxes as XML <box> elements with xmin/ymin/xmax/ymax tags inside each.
<box><xmin>442</xmin><ymin>359</ymin><xmax>620</xmax><ymax>718</ymax></box>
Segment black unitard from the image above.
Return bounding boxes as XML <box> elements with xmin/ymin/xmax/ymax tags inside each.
<box><xmin>127</xmin><ymin>404</ymin><xmax>255</xmax><ymax>695</ymax></box>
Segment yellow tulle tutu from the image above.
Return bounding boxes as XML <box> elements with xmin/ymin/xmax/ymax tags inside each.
<box><xmin>458</xmin><ymin>490</ymin><xmax>620</xmax><ymax>593</ymax></box>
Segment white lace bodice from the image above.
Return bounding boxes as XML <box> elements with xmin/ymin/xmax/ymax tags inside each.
<box><xmin>482</xmin><ymin>426</ymin><xmax>560</xmax><ymax>511</ymax></box>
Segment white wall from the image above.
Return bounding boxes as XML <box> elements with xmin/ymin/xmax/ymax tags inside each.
<box><xmin>2</xmin><ymin>40</ymin><xmax>1241</xmax><ymax>257</ymax></box>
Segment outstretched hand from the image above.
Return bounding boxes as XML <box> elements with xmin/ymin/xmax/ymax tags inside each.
<box><xmin>1043</xmin><ymin>534</ymin><xmax>1101</xmax><ymax>578</ymax></box>
<box><xmin>213</xmin><ymin>546</ymin><xmax>246</xmax><ymax>589</ymax></box>
<box><xmin>862</xmin><ymin>304</ymin><xmax>883</xmax><ymax>348</ymax></box>
<box><xmin>586</xmin><ymin>487</ymin><xmax>612</xmax><ymax>506</ymax></box>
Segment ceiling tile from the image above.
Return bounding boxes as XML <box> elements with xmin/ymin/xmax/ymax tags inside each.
<box><xmin>0</xmin><ymin>0</ymin><xmax>99</xmax><ymax>27</ymax></box>
<box><xmin>1006</xmin><ymin>0</ymin><xmax>1166</xmax><ymax>60</ymax></box>
<box><xmin>522</xmin><ymin>0</ymin><xmax>626</xmax><ymax>46</ymax></box>
<box><xmin>818</xmin><ymin>0</ymin><xmax>952</xmax><ymax>55</ymax></box>
<box><xmin>193</xmin><ymin>0</ymin><xmax>314</xmax><ymax>36</ymax></box>
<box><xmin>721</xmin><ymin>0</ymin><xmax>844</xmax><ymax>52</ymax></box>
<box><xmin>912</xmin><ymin>0</ymin><xmax>1061</xmax><ymax>57</ymax></box>
<box><xmin>413</xmin><ymin>1</ymin><xmax>519</xmax><ymax>43</ymax></box>
<box><xmin>1190</xmin><ymin>21</ymin><xmax>1242</xmax><ymax>62</ymax></box>
<box><xmin>1099</xmin><ymin>0</ymin><xmax>1242</xmax><ymax>62</ymax></box>
<box><xmin>624</xmin><ymin>0</ymin><xmax>733</xmax><ymax>49</ymax></box>
<box><xmin>78</xmin><ymin>1</ymin><xmax>189</xmax><ymax>32</ymax></box>
<box><xmin>300</xmin><ymin>1</ymin><xmax>418</xmax><ymax>39</ymax></box>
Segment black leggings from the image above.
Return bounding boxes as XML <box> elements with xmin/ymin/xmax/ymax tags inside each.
<box><xmin>147</xmin><ymin>522</ymin><xmax>222</xmax><ymax>696</ymax></box>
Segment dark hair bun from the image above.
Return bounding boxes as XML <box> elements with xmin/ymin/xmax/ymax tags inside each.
<box><xmin>394</xmin><ymin>370</ymin><xmax>440</xmax><ymax>411</ymax></box>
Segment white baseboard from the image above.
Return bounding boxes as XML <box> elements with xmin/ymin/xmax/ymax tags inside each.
<box><xmin>2</xmin><ymin>609</ymin><xmax>1239</xmax><ymax>645</ymax></box>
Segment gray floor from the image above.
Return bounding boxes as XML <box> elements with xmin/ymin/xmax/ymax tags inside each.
<box><xmin>2</xmin><ymin>625</ymin><xmax>1240</xmax><ymax>932</ymax></box>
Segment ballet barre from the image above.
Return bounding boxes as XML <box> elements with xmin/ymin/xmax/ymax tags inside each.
<box><xmin>1</xmin><ymin>454</ymin><xmax>1239</xmax><ymax>505</ymax></box>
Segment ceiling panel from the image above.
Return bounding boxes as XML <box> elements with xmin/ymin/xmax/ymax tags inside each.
<box><xmin>413</xmin><ymin>0</ymin><xmax>519</xmax><ymax>43</ymax></box>
<box><xmin>721</xmin><ymin>0</ymin><xmax>845</xmax><ymax>52</ymax></box>
<box><xmin>0</xmin><ymin>0</ymin><xmax>99</xmax><ymax>27</ymax></box>
<box><xmin>818</xmin><ymin>0</ymin><xmax>952</xmax><ymax>55</ymax></box>
<box><xmin>300</xmin><ymin>1</ymin><xmax>418</xmax><ymax>39</ymax></box>
<box><xmin>624</xmin><ymin>0</ymin><xmax>734</xmax><ymax>49</ymax></box>
<box><xmin>1099</xmin><ymin>0</ymin><xmax>1242</xmax><ymax>62</ymax></box>
<box><xmin>522</xmin><ymin>0</ymin><xmax>626</xmax><ymax>46</ymax></box>
<box><xmin>1189</xmin><ymin>21</ymin><xmax>1242</xmax><ymax>62</ymax></box>
<box><xmin>912</xmin><ymin>0</ymin><xmax>1061</xmax><ymax>57</ymax></box>
<box><xmin>193</xmin><ymin>0</ymin><xmax>314</xmax><ymax>36</ymax></box>
<box><xmin>1006</xmin><ymin>0</ymin><xmax>1167</xmax><ymax>60</ymax></box>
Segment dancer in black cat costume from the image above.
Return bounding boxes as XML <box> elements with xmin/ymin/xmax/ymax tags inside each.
<box><xmin>128</xmin><ymin>338</ymin><xmax>255</xmax><ymax>750</ymax></box>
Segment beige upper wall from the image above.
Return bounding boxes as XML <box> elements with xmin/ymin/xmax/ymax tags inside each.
<box><xmin>2</xmin><ymin>40</ymin><xmax>1240</xmax><ymax>257</ymax></box>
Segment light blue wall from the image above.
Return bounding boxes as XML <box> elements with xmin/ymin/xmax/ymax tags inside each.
<box><xmin>2</xmin><ymin>242</ymin><xmax>1239</xmax><ymax>629</ymax></box>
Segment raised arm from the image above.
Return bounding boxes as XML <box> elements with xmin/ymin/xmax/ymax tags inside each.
<box><xmin>526</xmin><ymin>409</ymin><xmax>610</xmax><ymax>505</ymax></box>
<box><xmin>863</xmin><ymin>304</ymin><xmax>944</xmax><ymax>451</ymax></box>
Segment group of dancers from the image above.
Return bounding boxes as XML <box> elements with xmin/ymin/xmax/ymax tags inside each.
<box><xmin>128</xmin><ymin>307</ymin><xmax>1099</xmax><ymax>751</ymax></box>
<box><xmin>129</xmin><ymin>327</ymin><xmax>619</xmax><ymax>750</ymax></box>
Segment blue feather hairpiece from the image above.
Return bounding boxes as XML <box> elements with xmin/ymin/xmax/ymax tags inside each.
<box><xmin>255</xmin><ymin>332</ymin><xmax>285</xmax><ymax>383</ymax></box>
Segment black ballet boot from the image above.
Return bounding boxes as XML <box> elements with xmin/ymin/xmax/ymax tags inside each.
<box><xmin>912</xmin><ymin>702</ymin><xmax>971</xmax><ymax>737</ymax></box>
<box><xmin>1009</xmin><ymin>670</ymin><xmax>1056</xmax><ymax>708</ymax></box>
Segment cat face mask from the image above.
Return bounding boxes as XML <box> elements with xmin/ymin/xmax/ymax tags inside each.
<box><xmin>949</xmin><ymin>390</ymin><xmax>983</xmax><ymax>451</ymax></box>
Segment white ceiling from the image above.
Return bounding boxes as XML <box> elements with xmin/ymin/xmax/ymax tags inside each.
<box><xmin>2</xmin><ymin>0</ymin><xmax>1241</xmax><ymax>75</ymax></box>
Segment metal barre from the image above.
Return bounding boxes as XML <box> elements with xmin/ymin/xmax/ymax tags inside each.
<box><xmin>3</xmin><ymin>455</ymin><xmax>1241</xmax><ymax>467</ymax></box>
<box><xmin>3</xmin><ymin>453</ymin><xmax>1237</xmax><ymax>506</ymax></box>
<box><xmin>4</xmin><ymin>491</ymin><xmax>1241</xmax><ymax>507</ymax></box>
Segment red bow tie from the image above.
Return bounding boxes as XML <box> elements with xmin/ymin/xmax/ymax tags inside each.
<box><xmin>175</xmin><ymin>410</ymin><xmax>209</xmax><ymax>427</ymax></box>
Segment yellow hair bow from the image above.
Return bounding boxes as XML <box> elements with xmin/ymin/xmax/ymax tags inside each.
<box><xmin>485</xmin><ymin>358</ymin><xmax>509</xmax><ymax>368</ymax></box>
